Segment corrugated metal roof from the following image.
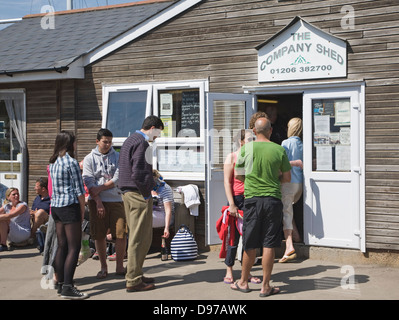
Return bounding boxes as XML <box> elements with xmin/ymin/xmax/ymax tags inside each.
<box><xmin>0</xmin><ymin>0</ymin><xmax>176</xmax><ymax>74</ymax></box>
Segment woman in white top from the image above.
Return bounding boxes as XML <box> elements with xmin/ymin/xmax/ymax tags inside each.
<box><xmin>0</xmin><ymin>188</ymin><xmax>31</xmax><ymax>250</ymax></box>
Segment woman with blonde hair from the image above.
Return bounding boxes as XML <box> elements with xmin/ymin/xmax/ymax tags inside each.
<box><xmin>0</xmin><ymin>187</ymin><xmax>31</xmax><ymax>251</ymax></box>
<box><xmin>279</xmin><ymin>117</ymin><xmax>303</xmax><ymax>263</ymax></box>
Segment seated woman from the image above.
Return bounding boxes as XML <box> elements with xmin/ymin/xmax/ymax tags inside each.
<box><xmin>152</xmin><ymin>170</ymin><xmax>174</xmax><ymax>239</ymax></box>
<box><xmin>0</xmin><ymin>188</ymin><xmax>31</xmax><ymax>251</ymax></box>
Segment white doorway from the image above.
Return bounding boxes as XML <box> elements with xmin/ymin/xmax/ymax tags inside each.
<box><xmin>245</xmin><ymin>81</ymin><xmax>365</xmax><ymax>251</ymax></box>
<box><xmin>0</xmin><ymin>90</ymin><xmax>26</xmax><ymax>202</ymax></box>
<box><xmin>205</xmin><ymin>93</ymin><xmax>253</xmax><ymax>245</ymax></box>
<box><xmin>303</xmin><ymin>85</ymin><xmax>365</xmax><ymax>251</ymax></box>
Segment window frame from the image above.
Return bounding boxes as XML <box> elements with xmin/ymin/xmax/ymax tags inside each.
<box><xmin>152</xmin><ymin>80</ymin><xmax>207</xmax><ymax>180</ymax></box>
<box><xmin>152</xmin><ymin>80</ymin><xmax>206</xmax><ymax>143</ymax></box>
<box><xmin>102</xmin><ymin>83</ymin><xmax>153</xmax><ymax>146</ymax></box>
<box><xmin>102</xmin><ymin>80</ymin><xmax>208</xmax><ymax>180</ymax></box>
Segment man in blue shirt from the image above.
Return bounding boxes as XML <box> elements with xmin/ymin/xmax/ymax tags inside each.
<box><xmin>30</xmin><ymin>177</ymin><xmax>51</xmax><ymax>238</ymax></box>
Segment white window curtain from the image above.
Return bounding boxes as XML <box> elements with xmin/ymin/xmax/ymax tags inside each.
<box><xmin>0</xmin><ymin>91</ymin><xmax>27</xmax><ymax>201</ymax></box>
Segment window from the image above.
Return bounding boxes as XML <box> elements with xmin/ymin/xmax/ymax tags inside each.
<box><xmin>153</xmin><ymin>80</ymin><xmax>205</xmax><ymax>140</ymax></box>
<box><xmin>211</xmin><ymin>100</ymin><xmax>246</xmax><ymax>169</ymax></box>
<box><xmin>153</xmin><ymin>81</ymin><xmax>206</xmax><ymax>179</ymax></box>
<box><xmin>157</xmin><ymin>89</ymin><xmax>200</xmax><ymax>138</ymax></box>
<box><xmin>102</xmin><ymin>81</ymin><xmax>207</xmax><ymax>180</ymax></box>
<box><xmin>312</xmin><ymin>98</ymin><xmax>351</xmax><ymax>171</ymax></box>
<box><xmin>0</xmin><ymin>101</ymin><xmax>21</xmax><ymax>161</ymax></box>
<box><xmin>107</xmin><ymin>91</ymin><xmax>147</xmax><ymax>137</ymax></box>
<box><xmin>102</xmin><ymin>84</ymin><xmax>152</xmax><ymax>144</ymax></box>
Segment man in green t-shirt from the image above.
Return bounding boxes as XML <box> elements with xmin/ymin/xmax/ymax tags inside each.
<box><xmin>232</xmin><ymin>117</ymin><xmax>291</xmax><ymax>297</ymax></box>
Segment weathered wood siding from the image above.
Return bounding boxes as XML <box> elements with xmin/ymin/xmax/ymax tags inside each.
<box><xmin>0</xmin><ymin>0</ymin><xmax>397</xmax><ymax>250</ymax></box>
<box><xmin>87</xmin><ymin>0</ymin><xmax>399</xmax><ymax>250</ymax></box>
<box><xmin>0</xmin><ymin>80</ymin><xmax>79</xmax><ymax>204</ymax></box>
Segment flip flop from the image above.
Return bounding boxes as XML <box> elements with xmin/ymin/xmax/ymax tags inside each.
<box><xmin>249</xmin><ymin>276</ymin><xmax>261</xmax><ymax>284</ymax></box>
<box><xmin>259</xmin><ymin>287</ymin><xmax>280</xmax><ymax>297</ymax></box>
<box><xmin>96</xmin><ymin>270</ymin><xmax>108</xmax><ymax>279</ymax></box>
<box><xmin>278</xmin><ymin>250</ymin><xmax>297</xmax><ymax>263</ymax></box>
<box><xmin>223</xmin><ymin>276</ymin><xmax>234</xmax><ymax>284</ymax></box>
<box><xmin>231</xmin><ymin>281</ymin><xmax>251</xmax><ymax>293</ymax></box>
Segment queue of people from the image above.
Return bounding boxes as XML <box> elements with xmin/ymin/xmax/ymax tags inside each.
<box><xmin>223</xmin><ymin>111</ymin><xmax>303</xmax><ymax>297</ymax></box>
<box><xmin>0</xmin><ymin>109</ymin><xmax>303</xmax><ymax>299</ymax></box>
<box><xmin>0</xmin><ymin>115</ymin><xmax>167</xmax><ymax>299</ymax></box>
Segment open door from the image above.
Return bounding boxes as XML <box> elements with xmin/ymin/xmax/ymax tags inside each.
<box><xmin>0</xmin><ymin>91</ymin><xmax>26</xmax><ymax>202</ymax></box>
<box><xmin>205</xmin><ymin>93</ymin><xmax>253</xmax><ymax>245</ymax></box>
<box><xmin>303</xmin><ymin>85</ymin><xmax>365</xmax><ymax>251</ymax></box>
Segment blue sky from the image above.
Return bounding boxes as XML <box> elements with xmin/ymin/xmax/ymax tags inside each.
<box><xmin>0</xmin><ymin>0</ymin><xmax>141</xmax><ymax>20</ymax></box>
<box><xmin>0</xmin><ymin>0</ymin><xmax>142</xmax><ymax>29</ymax></box>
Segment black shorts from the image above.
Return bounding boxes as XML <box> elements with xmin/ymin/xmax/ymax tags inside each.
<box><xmin>242</xmin><ymin>196</ymin><xmax>283</xmax><ymax>250</ymax></box>
<box><xmin>51</xmin><ymin>203</ymin><xmax>81</xmax><ymax>224</ymax></box>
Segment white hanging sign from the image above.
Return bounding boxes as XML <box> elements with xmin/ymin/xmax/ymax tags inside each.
<box><xmin>257</xmin><ymin>17</ymin><xmax>347</xmax><ymax>82</ymax></box>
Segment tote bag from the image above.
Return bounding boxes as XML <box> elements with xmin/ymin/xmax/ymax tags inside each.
<box><xmin>170</xmin><ymin>224</ymin><xmax>198</xmax><ymax>261</ymax></box>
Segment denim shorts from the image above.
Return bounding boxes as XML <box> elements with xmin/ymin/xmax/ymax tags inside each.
<box><xmin>242</xmin><ymin>196</ymin><xmax>283</xmax><ymax>250</ymax></box>
<box><xmin>51</xmin><ymin>203</ymin><xmax>81</xmax><ymax>224</ymax></box>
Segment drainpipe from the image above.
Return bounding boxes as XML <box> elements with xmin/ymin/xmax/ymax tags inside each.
<box><xmin>67</xmin><ymin>0</ymin><xmax>73</xmax><ymax>10</ymax></box>
<box><xmin>0</xmin><ymin>18</ymin><xmax>22</xmax><ymax>24</ymax></box>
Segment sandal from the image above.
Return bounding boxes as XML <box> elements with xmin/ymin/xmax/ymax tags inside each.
<box><xmin>230</xmin><ymin>281</ymin><xmax>251</xmax><ymax>293</ymax></box>
<box><xmin>259</xmin><ymin>287</ymin><xmax>280</xmax><ymax>297</ymax></box>
<box><xmin>249</xmin><ymin>276</ymin><xmax>261</xmax><ymax>284</ymax></box>
<box><xmin>96</xmin><ymin>270</ymin><xmax>108</xmax><ymax>279</ymax></box>
<box><xmin>223</xmin><ymin>276</ymin><xmax>234</xmax><ymax>284</ymax></box>
<box><xmin>278</xmin><ymin>250</ymin><xmax>297</xmax><ymax>263</ymax></box>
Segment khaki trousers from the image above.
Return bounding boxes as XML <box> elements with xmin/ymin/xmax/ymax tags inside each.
<box><xmin>281</xmin><ymin>183</ymin><xmax>303</xmax><ymax>230</ymax></box>
<box><xmin>122</xmin><ymin>191</ymin><xmax>153</xmax><ymax>287</ymax></box>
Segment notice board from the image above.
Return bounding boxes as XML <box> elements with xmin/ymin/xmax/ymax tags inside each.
<box><xmin>180</xmin><ymin>91</ymin><xmax>200</xmax><ymax>137</ymax></box>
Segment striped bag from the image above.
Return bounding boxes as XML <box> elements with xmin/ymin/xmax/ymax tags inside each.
<box><xmin>170</xmin><ymin>224</ymin><xmax>198</xmax><ymax>261</ymax></box>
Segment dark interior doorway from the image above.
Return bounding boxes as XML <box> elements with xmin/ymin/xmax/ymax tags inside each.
<box><xmin>257</xmin><ymin>93</ymin><xmax>304</xmax><ymax>242</ymax></box>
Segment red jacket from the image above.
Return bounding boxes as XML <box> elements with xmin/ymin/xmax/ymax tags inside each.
<box><xmin>216</xmin><ymin>206</ymin><xmax>243</xmax><ymax>258</ymax></box>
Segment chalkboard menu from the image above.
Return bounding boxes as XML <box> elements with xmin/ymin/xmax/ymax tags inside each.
<box><xmin>180</xmin><ymin>91</ymin><xmax>200</xmax><ymax>137</ymax></box>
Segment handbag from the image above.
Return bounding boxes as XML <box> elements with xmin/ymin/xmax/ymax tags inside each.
<box><xmin>170</xmin><ymin>224</ymin><xmax>198</xmax><ymax>261</ymax></box>
<box><xmin>78</xmin><ymin>219</ymin><xmax>92</xmax><ymax>266</ymax></box>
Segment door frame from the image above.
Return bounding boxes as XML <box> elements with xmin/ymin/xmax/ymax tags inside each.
<box><xmin>205</xmin><ymin>92</ymin><xmax>253</xmax><ymax>245</ymax></box>
<box><xmin>303</xmin><ymin>86</ymin><xmax>365</xmax><ymax>251</ymax></box>
<box><xmin>0</xmin><ymin>89</ymin><xmax>27</xmax><ymax>201</ymax></box>
<box><xmin>244</xmin><ymin>80</ymin><xmax>365</xmax><ymax>251</ymax></box>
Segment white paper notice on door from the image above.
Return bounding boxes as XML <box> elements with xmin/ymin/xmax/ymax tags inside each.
<box><xmin>316</xmin><ymin>146</ymin><xmax>333</xmax><ymax>171</ymax></box>
<box><xmin>334</xmin><ymin>100</ymin><xmax>351</xmax><ymax>126</ymax></box>
<box><xmin>160</xmin><ymin>93</ymin><xmax>173</xmax><ymax>116</ymax></box>
<box><xmin>314</xmin><ymin>115</ymin><xmax>330</xmax><ymax>133</ymax></box>
<box><xmin>339</xmin><ymin>127</ymin><xmax>351</xmax><ymax>145</ymax></box>
<box><xmin>335</xmin><ymin>145</ymin><xmax>351</xmax><ymax>171</ymax></box>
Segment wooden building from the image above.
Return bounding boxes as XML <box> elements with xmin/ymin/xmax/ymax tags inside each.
<box><xmin>0</xmin><ymin>0</ymin><xmax>398</xmax><ymax>258</ymax></box>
